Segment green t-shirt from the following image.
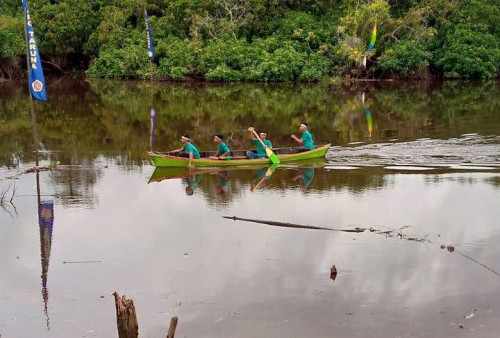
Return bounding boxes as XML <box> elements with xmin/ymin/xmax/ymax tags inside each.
<box><xmin>253</xmin><ymin>138</ymin><xmax>273</xmax><ymax>156</ymax></box>
<box><xmin>301</xmin><ymin>131</ymin><xmax>314</xmax><ymax>150</ymax></box>
<box><xmin>183</xmin><ymin>142</ymin><xmax>200</xmax><ymax>159</ymax></box>
<box><xmin>218</xmin><ymin>142</ymin><xmax>230</xmax><ymax>156</ymax></box>
<box><xmin>187</xmin><ymin>174</ymin><xmax>202</xmax><ymax>188</ymax></box>
<box><xmin>302</xmin><ymin>168</ymin><xmax>314</xmax><ymax>186</ymax></box>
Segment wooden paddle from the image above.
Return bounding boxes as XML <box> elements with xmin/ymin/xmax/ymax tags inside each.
<box><xmin>251</xmin><ymin>129</ymin><xmax>280</xmax><ymax>164</ymax></box>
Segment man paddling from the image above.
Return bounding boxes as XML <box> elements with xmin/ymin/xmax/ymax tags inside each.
<box><xmin>291</xmin><ymin>122</ymin><xmax>314</xmax><ymax>152</ymax></box>
<box><xmin>170</xmin><ymin>134</ymin><xmax>200</xmax><ymax>168</ymax></box>
<box><xmin>246</xmin><ymin>127</ymin><xmax>273</xmax><ymax>159</ymax></box>
<box><xmin>210</xmin><ymin>134</ymin><xmax>231</xmax><ymax>160</ymax></box>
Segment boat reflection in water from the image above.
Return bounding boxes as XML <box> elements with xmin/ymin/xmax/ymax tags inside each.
<box><xmin>148</xmin><ymin>159</ymin><xmax>325</xmax><ymax>199</ymax></box>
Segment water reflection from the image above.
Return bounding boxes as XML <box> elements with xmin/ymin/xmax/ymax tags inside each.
<box><xmin>149</xmin><ymin>163</ymin><xmax>500</xmax><ymax>206</ymax></box>
<box><xmin>1</xmin><ymin>79</ymin><xmax>499</xmax><ymax>337</ymax></box>
<box><xmin>291</xmin><ymin>167</ymin><xmax>315</xmax><ymax>191</ymax></box>
<box><xmin>1</xmin><ymin>79</ymin><xmax>499</xmax><ymax>170</ymax></box>
<box><xmin>150</xmin><ymin>165</ymin><xmax>328</xmax><ymax>199</ymax></box>
<box><xmin>38</xmin><ymin>198</ymin><xmax>53</xmax><ymax>330</ymax></box>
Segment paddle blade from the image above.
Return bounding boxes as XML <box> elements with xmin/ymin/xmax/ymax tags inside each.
<box><xmin>265</xmin><ymin>163</ymin><xmax>279</xmax><ymax>177</ymax></box>
<box><xmin>266</xmin><ymin>148</ymin><xmax>280</xmax><ymax>164</ymax></box>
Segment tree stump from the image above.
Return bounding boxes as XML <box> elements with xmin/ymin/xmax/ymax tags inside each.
<box><xmin>113</xmin><ymin>292</ymin><xmax>139</xmax><ymax>338</ymax></box>
<box><xmin>167</xmin><ymin>316</ymin><xmax>178</xmax><ymax>338</ymax></box>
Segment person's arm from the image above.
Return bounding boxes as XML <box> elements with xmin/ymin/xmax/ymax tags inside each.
<box><xmin>218</xmin><ymin>144</ymin><xmax>230</xmax><ymax>159</ymax></box>
<box><xmin>188</xmin><ymin>151</ymin><xmax>194</xmax><ymax>168</ymax></box>
<box><xmin>170</xmin><ymin>147</ymin><xmax>184</xmax><ymax>153</ymax></box>
<box><xmin>291</xmin><ymin>134</ymin><xmax>303</xmax><ymax>145</ymax></box>
<box><xmin>247</xmin><ymin>127</ymin><xmax>255</xmax><ymax>140</ymax></box>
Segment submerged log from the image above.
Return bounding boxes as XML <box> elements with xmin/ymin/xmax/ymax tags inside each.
<box><xmin>113</xmin><ymin>292</ymin><xmax>139</xmax><ymax>338</ymax></box>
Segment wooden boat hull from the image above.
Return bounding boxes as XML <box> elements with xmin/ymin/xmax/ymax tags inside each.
<box><xmin>148</xmin><ymin>144</ymin><xmax>331</xmax><ymax>168</ymax></box>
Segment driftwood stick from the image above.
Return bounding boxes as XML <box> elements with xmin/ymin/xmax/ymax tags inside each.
<box><xmin>113</xmin><ymin>292</ymin><xmax>139</xmax><ymax>338</ymax></box>
<box><xmin>167</xmin><ymin>316</ymin><xmax>179</xmax><ymax>338</ymax></box>
<box><xmin>223</xmin><ymin>216</ymin><xmax>365</xmax><ymax>232</ymax></box>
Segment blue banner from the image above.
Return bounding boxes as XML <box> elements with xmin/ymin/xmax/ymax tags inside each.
<box><xmin>144</xmin><ymin>9</ymin><xmax>155</xmax><ymax>61</ymax></box>
<box><xmin>23</xmin><ymin>0</ymin><xmax>47</xmax><ymax>101</ymax></box>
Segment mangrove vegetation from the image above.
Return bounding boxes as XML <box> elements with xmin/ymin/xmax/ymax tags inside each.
<box><xmin>0</xmin><ymin>0</ymin><xmax>499</xmax><ymax>81</ymax></box>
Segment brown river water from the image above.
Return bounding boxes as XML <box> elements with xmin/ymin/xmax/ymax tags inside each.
<box><xmin>0</xmin><ymin>79</ymin><xmax>499</xmax><ymax>337</ymax></box>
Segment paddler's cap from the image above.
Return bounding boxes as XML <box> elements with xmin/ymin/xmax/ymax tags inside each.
<box><xmin>300</xmin><ymin>122</ymin><xmax>308</xmax><ymax>128</ymax></box>
<box><xmin>181</xmin><ymin>134</ymin><xmax>191</xmax><ymax>141</ymax></box>
<box><xmin>215</xmin><ymin>134</ymin><xmax>224</xmax><ymax>141</ymax></box>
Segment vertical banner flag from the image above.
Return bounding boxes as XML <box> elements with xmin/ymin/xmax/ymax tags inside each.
<box><xmin>150</xmin><ymin>108</ymin><xmax>156</xmax><ymax>151</ymax></box>
<box><xmin>22</xmin><ymin>0</ymin><xmax>47</xmax><ymax>101</ymax></box>
<box><xmin>368</xmin><ymin>24</ymin><xmax>377</xmax><ymax>51</ymax></box>
<box><xmin>144</xmin><ymin>9</ymin><xmax>155</xmax><ymax>61</ymax></box>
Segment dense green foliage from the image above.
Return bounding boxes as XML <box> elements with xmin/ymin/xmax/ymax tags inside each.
<box><xmin>1</xmin><ymin>0</ymin><xmax>499</xmax><ymax>80</ymax></box>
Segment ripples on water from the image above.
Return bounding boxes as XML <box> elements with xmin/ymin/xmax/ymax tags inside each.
<box><xmin>327</xmin><ymin>134</ymin><xmax>500</xmax><ymax>170</ymax></box>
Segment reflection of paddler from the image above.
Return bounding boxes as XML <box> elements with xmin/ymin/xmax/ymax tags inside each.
<box><xmin>169</xmin><ymin>134</ymin><xmax>200</xmax><ymax>168</ymax></box>
<box><xmin>251</xmin><ymin>167</ymin><xmax>268</xmax><ymax>191</ymax></box>
<box><xmin>216</xmin><ymin>171</ymin><xmax>230</xmax><ymax>195</ymax></box>
<box><xmin>209</xmin><ymin>134</ymin><xmax>231</xmax><ymax>160</ymax></box>
<box><xmin>185</xmin><ymin>173</ymin><xmax>202</xmax><ymax>196</ymax></box>
<box><xmin>253</xmin><ymin>167</ymin><xmax>268</xmax><ymax>180</ymax></box>
<box><xmin>292</xmin><ymin>167</ymin><xmax>315</xmax><ymax>190</ymax></box>
<box><xmin>250</xmin><ymin>165</ymin><xmax>277</xmax><ymax>191</ymax></box>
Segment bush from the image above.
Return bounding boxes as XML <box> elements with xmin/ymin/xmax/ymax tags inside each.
<box><xmin>299</xmin><ymin>52</ymin><xmax>332</xmax><ymax>81</ymax></box>
<box><xmin>157</xmin><ymin>37</ymin><xmax>195</xmax><ymax>80</ymax></box>
<box><xmin>86</xmin><ymin>44</ymin><xmax>149</xmax><ymax>78</ymax></box>
<box><xmin>0</xmin><ymin>15</ymin><xmax>24</xmax><ymax>58</ymax></box>
<box><xmin>378</xmin><ymin>41</ymin><xmax>432</xmax><ymax>78</ymax></box>
<box><xmin>436</xmin><ymin>27</ymin><xmax>499</xmax><ymax>79</ymax></box>
<box><xmin>206</xmin><ymin>64</ymin><xmax>242</xmax><ymax>81</ymax></box>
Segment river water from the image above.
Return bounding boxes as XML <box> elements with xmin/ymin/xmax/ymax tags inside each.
<box><xmin>0</xmin><ymin>79</ymin><xmax>499</xmax><ymax>337</ymax></box>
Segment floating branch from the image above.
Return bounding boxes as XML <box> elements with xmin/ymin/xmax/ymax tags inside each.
<box><xmin>0</xmin><ymin>181</ymin><xmax>18</xmax><ymax>218</ymax></box>
<box><xmin>223</xmin><ymin>216</ymin><xmax>366</xmax><ymax>232</ymax></box>
<box><xmin>224</xmin><ymin>216</ymin><xmax>499</xmax><ymax>277</ymax></box>
<box><xmin>5</xmin><ymin>165</ymin><xmax>55</xmax><ymax>179</ymax></box>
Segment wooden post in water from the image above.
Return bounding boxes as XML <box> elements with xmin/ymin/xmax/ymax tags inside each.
<box><xmin>113</xmin><ymin>292</ymin><xmax>139</xmax><ymax>338</ymax></box>
<box><xmin>166</xmin><ymin>316</ymin><xmax>179</xmax><ymax>338</ymax></box>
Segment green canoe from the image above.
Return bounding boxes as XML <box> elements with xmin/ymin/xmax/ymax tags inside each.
<box><xmin>148</xmin><ymin>144</ymin><xmax>331</xmax><ymax>168</ymax></box>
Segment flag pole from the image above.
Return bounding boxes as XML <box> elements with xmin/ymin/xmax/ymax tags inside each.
<box><xmin>24</xmin><ymin>2</ymin><xmax>50</xmax><ymax>329</ymax></box>
<box><xmin>23</xmin><ymin>3</ymin><xmax>39</xmax><ymax>165</ymax></box>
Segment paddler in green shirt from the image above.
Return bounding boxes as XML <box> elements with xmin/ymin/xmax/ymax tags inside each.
<box><xmin>209</xmin><ymin>134</ymin><xmax>231</xmax><ymax>160</ymax></box>
<box><xmin>169</xmin><ymin>133</ymin><xmax>200</xmax><ymax>168</ymax></box>
<box><xmin>246</xmin><ymin>127</ymin><xmax>273</xmax><ymax>159</ymax></box>
<box><xmin>291</xmin><ymin>122</ymin><xmax>314</xmax><ymax>152</ymax></box>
